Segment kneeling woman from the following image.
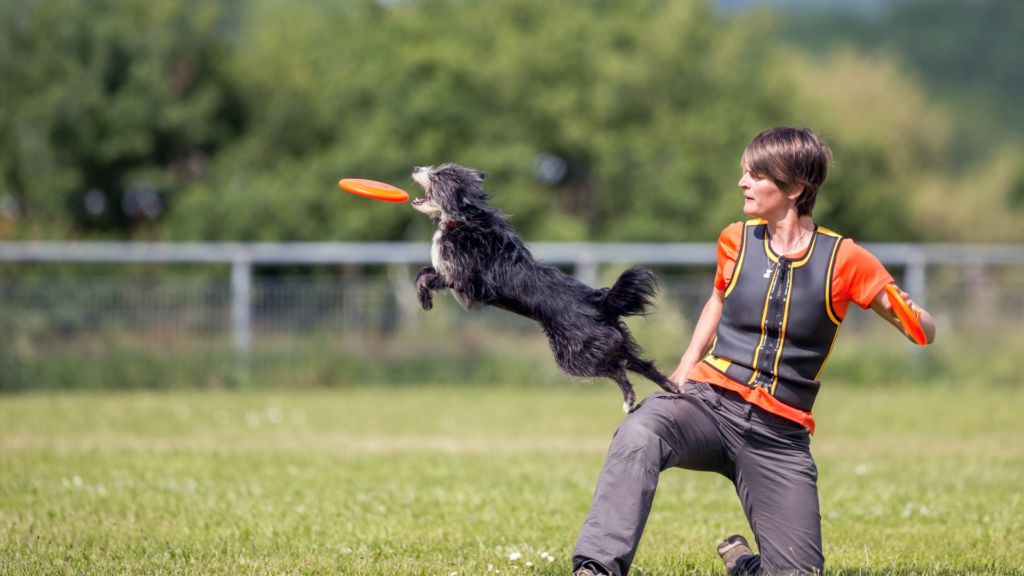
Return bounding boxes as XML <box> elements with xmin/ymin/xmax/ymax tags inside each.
<box><xmin>572</xmin><ymin>127</ymin><xmax>935</xmax><ymax>576</ymax></box>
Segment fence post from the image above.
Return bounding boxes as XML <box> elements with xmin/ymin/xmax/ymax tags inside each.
<box><xmin>905</xmin><ymin>250</ymin><xmax>927</xmax><ymax>372</ymax></box>
<box><xmin>231</xmin><ymin>247</ymin><xmax>253</xmax><ymax>382</ymax></box>
<box><xmin>905</xmin><ymin>250</ymin><xmax>927</xmax><ymax>307</ymax></box>
<box><xmin>575</xmin><ymin>249</ymin><xmax>598</xmax><ymax>288</ymax></box>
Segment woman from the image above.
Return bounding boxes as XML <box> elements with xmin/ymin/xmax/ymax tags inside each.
<box><xmin>571</xmin><ymin>127</ymin><xmax>935</xmax><ymax>576</ymax></box>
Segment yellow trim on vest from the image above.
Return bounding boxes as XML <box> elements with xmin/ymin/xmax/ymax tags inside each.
<box><xmin>770</xmin><ymin>266</ymin><xmax>797</xmax><ymax>394</ymax></box>
<box><xmin>824</xmin><ymin>236</ymin><xmax>843</xmax><ymax>326</ymax></box>
<box><xmin>815</xmin><ymin>329</ymin><xmax>841</xmax><ymax>381</ymax></box>
<box><xmin>792</xmin><ymin>229</ymin><xmax>819</xmax><ymax>266</ymax></box>
<box><xmin>764</xmin><ymin>231</ymin><xmax>778</xmax><ymax>264</ymax></box>
<box><xmin>704</xmin><ymin>354</ymin><xmax>732</xmax><ymax>373</ymax></box>
<box><xmin>764</xmin><ymin>224</ymin><xmax>820</xmax><ymax>267</ymax></box>
<box><xmin>817</xmin><ymin>226</ymin><xmax>842</xmax><ymax>238</ymax></box>
<box><xmin>724</xmin><ymin>221</ymin><xmax>753</xmax><ymax>299</ymax></box>
<box><xmin>816</xmin><ymin>234</ymin><xmax>845</xmax><ymax>377</ymax></box>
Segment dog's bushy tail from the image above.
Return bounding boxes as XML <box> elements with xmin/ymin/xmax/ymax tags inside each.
<box><xmin>597</xmin><ymin>267</ymin><xmax>659</xmax><ymax>319</ymax></box>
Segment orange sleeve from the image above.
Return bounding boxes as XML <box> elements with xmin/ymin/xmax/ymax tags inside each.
<box><xmin>831</xmin><ymin>240</ymin><xmax>894</xmax><ymax>319</ymax></box>
<box><xmin>714</xmin><ymin>222</ymin><xmax>745</xmax><ymax>291</ymax></box>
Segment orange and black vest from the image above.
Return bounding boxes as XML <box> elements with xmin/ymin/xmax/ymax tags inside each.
<box><xmin>703</xmin><ymin>219</ymin><xmax>844</xmax><ymax>413</ymax></box>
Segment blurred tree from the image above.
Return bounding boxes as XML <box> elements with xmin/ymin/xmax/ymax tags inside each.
<box><xmin>165</xmin><ymin>0</ymin><xmax>794</xmax><ymax>242</ymax></box>
<box><xmin>0</xmin><ymin>0</ymin><xmax>964</xmax><ymax>243</ymax></box>
<box><xmin>781</xmin><ymin>0</ymin><xmax>1024</xmax><ymax>157</ymax></box>
<box><xmin>783</xmin><ymin>49</ymin><xmax>952</xmax><ymax>242</ymax></box>
<box><xmin>0</xmin><ymin>0</ymin><xmax>240</xmax><ymax>238</ymax></box>
<box><xmin>779</xmin><ymin>0</ymin><xmax>1024</xmax><ymax>242</ymax></box>
<box><xmin>167</xmin><ymin>0</ymin><xmax>950</xmax><ymax>243</ymax></box>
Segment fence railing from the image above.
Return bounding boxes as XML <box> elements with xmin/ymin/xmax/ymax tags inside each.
<box><xmin>2</xmin><ymin>241</ymin><xmax>1024</xmax><ymax>388</ymax></box>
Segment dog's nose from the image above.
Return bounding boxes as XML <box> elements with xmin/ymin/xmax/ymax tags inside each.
<box><xmin>413</xmin><ymin>167</ymin><xmax>423</xmax><ymax>173</ymax></box>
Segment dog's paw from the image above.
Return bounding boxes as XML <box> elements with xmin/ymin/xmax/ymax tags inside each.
<box><xmin>417</xmin><ymin>286</ymin><xmax>434</xmax><ymax>311</ymax></box>
<box><xmin>623</xmin><ymin>390</ymin><xmax>637</xmax><ymax>414</ymax></box>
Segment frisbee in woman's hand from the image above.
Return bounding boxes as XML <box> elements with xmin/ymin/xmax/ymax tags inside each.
<box><xmin>884</xmin><ymin>284</ymin><xmax>926</xmax><ymax>345</ymax></box>
<box><xmin>339</xmin><ymin>179</ymin><xmax>409</xmax><ymax>202</ymax></box>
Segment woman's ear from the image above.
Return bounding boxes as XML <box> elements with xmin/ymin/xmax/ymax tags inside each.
<box><xmin>788</xmin><ymin>185</ymin><xmax>805</xmax><ymax>201</ymax></box>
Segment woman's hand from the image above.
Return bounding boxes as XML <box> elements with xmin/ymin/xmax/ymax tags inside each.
<box><xmin>670</xmin><ymin>289</ymin><xmax>726</xmax><ymax>387</ymax></box>
<box><xmin>870</xmin><ymin>284</ymin><xmax>937</xmax><ymax>344</ymax></box>
<box><xmin>669</xmin><ymin>359</ymin><xmax>696</xmax><ymax>388</ymax></box>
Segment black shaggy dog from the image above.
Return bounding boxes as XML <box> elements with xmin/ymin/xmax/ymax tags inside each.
<box><xmin>411</xmin><ymin>163</ymin><xmax>679</xmax><ymax>412</ymax></box>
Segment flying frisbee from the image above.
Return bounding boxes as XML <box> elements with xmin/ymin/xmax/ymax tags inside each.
<box><xmin>884</xmin><ymin>284</ymin><xmax>927</xmax><ymax>346</ymax></box>
<box><xmin>338</xmin><ymin>179</ymin><xmax>409</xmax><ymax>202</ymax></box>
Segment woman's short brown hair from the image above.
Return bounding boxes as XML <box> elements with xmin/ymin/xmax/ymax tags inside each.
<box><xmin>741</xmin><ymin>127</ymin><xmax>833</xmax><ymax>217</ymax></box>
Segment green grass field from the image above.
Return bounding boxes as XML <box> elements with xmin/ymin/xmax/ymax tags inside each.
<box><xmin>2</xmin><ymin>382</ymin><xmax>1024</xmax><ymax>575</ymax></box>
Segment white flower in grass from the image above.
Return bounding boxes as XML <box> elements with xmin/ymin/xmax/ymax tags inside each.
<box><xmin>245</xmin><ymin>410</ymin><xmax>261</xmax><ymax>429</ymax></box>
<box><xmin>488</xmin><ymin>564</ymin><xmax>494</xmax><ymax>571</ymax></box>
<box><xmin>509</xmin><ymin>552</ymin><xmax>521</xmax><ymax>561</ymax></box>
<box><xmin>855</xmin><ymin>464</ymin><xmax>867</xmax><ymax>475</ymax></box>
<box><xmin>547</xmin><ymin>556</ymin><xmax>555</xmax><ymax>563</ymax></box>
<box><xmin>450</xmin><ymin>572</ymin><xmax>458</xmax><ymax>576</ymax></box>
<box><xmin>214</xmin><ymin>409</ymin><xmax>230</xmax><ymax>426</ymax></box>
<box><xmin>540</xmin><ymin>552</ymin><xmax>548</xmax><ymax>558</ymax></box>
<box><xmin>526</xmin><ymin>562</ymin><xmax>533</xmax><ymax>567</ymax></box>
<box><xmin>267</xmin><ymin>407</ymin><xmax>284</xmax><ymax>424</ymax></box>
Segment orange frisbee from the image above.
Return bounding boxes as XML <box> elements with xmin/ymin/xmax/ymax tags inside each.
<box><xmin>338</xmin><ymin>179</ymin><xmax>409</xmax><ymax>202</ymax></box>
<box><xmin>884</xmin><ymin>284</ymin><xmax>926</xmax><ymax>346</ymax></box>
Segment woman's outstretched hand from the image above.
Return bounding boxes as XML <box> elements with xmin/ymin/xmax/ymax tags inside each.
<box><xmin>872</xmin><ymin>284</ymin><xmax>937</xmax><ymax>344</ymax></box>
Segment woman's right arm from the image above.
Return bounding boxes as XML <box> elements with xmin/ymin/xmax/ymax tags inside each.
<box><xmin>669</xmin><ymin>288</ymin><xmax>725</xmax><ymax>386</ymax></box>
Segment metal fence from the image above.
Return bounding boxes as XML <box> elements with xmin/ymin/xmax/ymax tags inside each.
<box><xmin>2</xmin><ymin>242</ymin><xmax>1023</xmax><ymax>389</ymax></box>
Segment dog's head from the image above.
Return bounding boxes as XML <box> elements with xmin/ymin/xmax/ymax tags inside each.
<box><xmin>411</xmin><ymin>164</ymin><xmax>494</xmax><ymax>222</ymax></box>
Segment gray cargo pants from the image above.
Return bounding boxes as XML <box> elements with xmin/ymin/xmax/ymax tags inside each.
<box><xmin>572</xmin><ymin>381</ymin><xmax>823</xmax><ymax>576</ymax></box>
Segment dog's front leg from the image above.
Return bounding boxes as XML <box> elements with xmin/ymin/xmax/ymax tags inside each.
<box><xmin>415</xmin><ymin>266</ymin><xmax>451</xmax><ymax>311</ymax></box>
<box><xmin>415</xmin><ymin>266</ymin><xmax>437</xmax><ymax>310</ymax></box>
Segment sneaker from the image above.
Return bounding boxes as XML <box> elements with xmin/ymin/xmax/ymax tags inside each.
<box><xmin>574</xmin><ymin>561</ymin><xmax>607</xmax><ymax>576</ymax></box>
<box><xmin>717</xmin><ymin>534</ymin><xmax>753</xmax><ymax>572</ymax></box>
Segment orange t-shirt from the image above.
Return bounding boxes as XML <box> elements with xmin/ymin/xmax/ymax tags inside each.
<box><xmin>688</xmin><ymin>222</ymin><xmax>894</xmax><ymax>433</ymax></box>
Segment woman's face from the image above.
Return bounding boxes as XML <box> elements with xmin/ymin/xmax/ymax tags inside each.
<box><xmin>739</xmin><ymin>170</ymin><xmax>794</xmax><ymax>220</ymax></box>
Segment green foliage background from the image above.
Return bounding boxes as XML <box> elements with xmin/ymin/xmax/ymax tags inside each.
<box><xmin>783</xmin><ymin>0</ymin><xmax>1024</xmax><ymax>155</ymax></box>
<box><xmin>1</xmin><ymin>0</ymin><xmax>1023</xmax><ymax>243</ymax></box>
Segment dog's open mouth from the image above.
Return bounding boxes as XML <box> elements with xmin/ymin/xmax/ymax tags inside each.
<box><xmin>410</xmin><ymin>193</ymin><xmax>440</xmax><ymax>215</ymax></box>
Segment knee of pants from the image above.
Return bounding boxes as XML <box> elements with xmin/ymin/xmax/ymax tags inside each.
<box><xmin>608</xmin><ymin>412</ymin><xmax>669</xmax><ymax>465</ymax></box>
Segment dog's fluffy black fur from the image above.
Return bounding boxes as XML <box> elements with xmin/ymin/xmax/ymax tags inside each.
<box><xmin>411</xmin><ymin>163</ymin><xmax>679</xmax><ymax>412</ymax></box>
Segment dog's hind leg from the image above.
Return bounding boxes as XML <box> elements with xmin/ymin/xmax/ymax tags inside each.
<box><xmin>626</xmin><ymin>354</ymin><xmax>681</xmax><ymax>394</ymax></box>
<box><xmin>608</xmin><ymin>360</ymin><xmax>637</xmax><ymax>414</ymax></box>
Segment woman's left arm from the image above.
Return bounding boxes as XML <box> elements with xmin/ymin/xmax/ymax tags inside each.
<box><xmin>869</xmin><ymin>285</ymin><xmax>937</xmax><ymax>344</ymax></box>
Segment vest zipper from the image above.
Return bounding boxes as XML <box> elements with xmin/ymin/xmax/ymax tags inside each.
<box><xmin>752</xmin><ymin>258</ymin><xmax>791</xmax><ymax>389</ymax></box>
